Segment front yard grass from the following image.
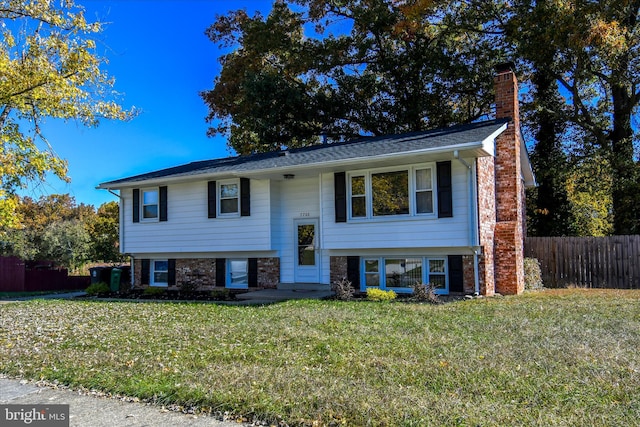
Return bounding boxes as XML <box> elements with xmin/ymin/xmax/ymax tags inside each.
<box><xmin>1</xmin><ymin>289</ymin><xmax>639</xmax><ymax>426</ymax></box>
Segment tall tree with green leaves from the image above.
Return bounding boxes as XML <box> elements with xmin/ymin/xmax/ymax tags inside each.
<box><xmin>0</xmin><ymin>0</ymin><xmax>134</xmax><ymax>227</ymax></box>
<box><xmin>201</xmin><ymin>0</ymin><xmax>503</xmax><ymax>155</ymax></box>
<box><xmin>503</xmin><ymin>0</ymin><xmax>640</xmax><ymax>234</ymax></box>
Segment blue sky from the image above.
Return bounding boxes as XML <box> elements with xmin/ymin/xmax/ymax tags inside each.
<box><xmin>28</xmin><ymin>0</ymin><xmax>274</xmax><ymax>208</ymax></box>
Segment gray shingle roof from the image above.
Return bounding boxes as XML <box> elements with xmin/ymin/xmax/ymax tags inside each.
<box><xmin>98</xmin><ymin>119</ymin><xmax>509</xmax><ymax>188</ymax></box>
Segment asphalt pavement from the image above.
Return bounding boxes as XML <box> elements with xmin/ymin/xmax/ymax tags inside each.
<box><xmin>0</xmin><ymin>378</ymin><xmax>254</xmax><ymax>427</ymax></box>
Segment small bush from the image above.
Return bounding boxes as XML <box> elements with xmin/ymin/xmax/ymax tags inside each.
<box><xmin>143</xmin><ymin>286</ymin><xmax>166</xmax><ymax>296</ymax></box>
<box><xmin>524</xmin><ymin>258</ymin><xmax>543</xmax><ymax>290</ymax></box>
<box><xmin>411</xmin><ymin>282</ymin><xmax>440</xmax><ymax>303</ymax></box>
<box><xmin>366</xmin><ymin>288</ymin><xmax>397</xmax><ymax>302</ymax></box>
<box><xmin>210</xmin><ymin>289</ymin><xmax>232</xmax><ymax>300</ymax></box>
<box><xmin>85</xmin><ymin>282</ymin><xmax>110</xmax><ymax>295</ymax></box>
<box><xmin>331</xmin><ymin>278</ymin><xmax>355</xmax><ymax>301</ymax></box>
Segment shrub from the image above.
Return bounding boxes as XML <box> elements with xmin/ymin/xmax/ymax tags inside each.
<box><xmin>210</xmin><ymin>289</ymin><xmax>232</xmax><ymax>300</ymax></box>
<box><xmin>331</xmin><ymin>278</ymin><xmax>355</xmax><ymax>301</ymax></box>
<box><xmin>366</xmin><ymin>288</ymin><xmax>397</xmax><ymax>302</ymax></box>
<box><xmin>411</xmin><ymin>282</ymin><xmax>440</xmax><ymax>303</ymax></box>
<box><xmin>143</xmin><ymin>287</ymin><xmax>166</xmax><ymax>296</ymax></box>
<box><xmin>524</xmin><ymin>257</ymin><xmax>543</xmax><ymax>290</ymax></box>
<box><xmin>85</xmin><ymin>282</ymin><xmax>110</xmax><ymax>295</ymax></box>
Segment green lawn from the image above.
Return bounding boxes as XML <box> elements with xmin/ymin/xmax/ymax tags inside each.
<box><xmin>1</xmin><ymin>289</ymin><xmax>639</xmax><ymax>426</ymax></box>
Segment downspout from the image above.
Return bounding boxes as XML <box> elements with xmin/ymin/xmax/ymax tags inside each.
<box><xmin>106</xmin><ymin>189</ymin><xmax>132</xmax><ymax>288</ymax></box>
<box><xmin>453</xmin><ymin>151</ymin><xmax>481</xmax><ymax>295</ymax></box>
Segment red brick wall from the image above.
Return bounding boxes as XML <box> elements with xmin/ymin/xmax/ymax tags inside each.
<box><xmin>257</xmin><ymin>258</ymin><xmax>279</xmax><ymax>289</ymax></box>
<box><xmin>476</xmin><ymin>156</ymin><xmax>496</xmax><ymax>296</ymax></box>
<box><xmin>134</xmin><ymin>257</ymin><xmax>280</xmax><ymax>291</ymax></box>
<box><xmin>492</xmin><ymin>67</ymin><xmax>525</xmax><ymax>295</ymax></box>
<box><xmin>330</xmin><ymin>256</ymin><xmax>348</xmax><ymax>285</ymax></box>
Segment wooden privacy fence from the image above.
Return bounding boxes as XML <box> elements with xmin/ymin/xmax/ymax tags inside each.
<box><xmin>525</xmin><ymin>236</ymin><xmax>640</xmax><ymax>289</ymax></box>
<box><xmin>0</xmin><ymin>256</ymin><xmax>90</xmax><ymax>292</ymax></box>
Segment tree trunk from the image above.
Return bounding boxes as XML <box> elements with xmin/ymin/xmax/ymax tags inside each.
<box><xmin>609</xmin><ymin>80</ymin><xmax>639</xmax><ymax>234</ymax></box>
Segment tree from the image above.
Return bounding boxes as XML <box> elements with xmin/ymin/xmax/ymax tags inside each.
<box><xmin>0</xmin><ymin>0</ymin><xmax>134</xmax><ymax>226</ymax></box>
<box><xmin>502</xmin><ymin>0</ymin><xmax>640</xmax><ymax>234</ymax></box>
<box><xmin>201</xmin><ymin>0</ymin><xmax>503</xmax><ymax>155</ymax></box>
<box><xmin>0</xmin><ymin>194</ymin><xmax>96</xmax><ymax>262</ymax></box>
<box><xmin>88</xmin><ymin>201</ymin><xmax>125</xmax><ymax>263</ymax></box>
<box><xmin>41</xmin><ymin>219</ymin><xmax>91</xmax><ymax>270</ymax></box>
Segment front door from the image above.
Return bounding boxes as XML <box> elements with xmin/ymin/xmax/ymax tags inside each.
<box><xmin>294</xmin><ymin>219</ymin><xmax>320</xmax><ymax>283</ymax></box>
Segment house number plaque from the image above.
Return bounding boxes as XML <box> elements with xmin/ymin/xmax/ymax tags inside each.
<box><xmin>299</xmin><ymin>212</ymin><xmax>310</xmax><ymax>217</ymax></box>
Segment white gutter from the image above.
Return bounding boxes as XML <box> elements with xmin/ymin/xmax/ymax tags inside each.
<box><xmin>453</xmin><ymin>150</ymin><xmax>481</xmax><ymax>295</ymax></box>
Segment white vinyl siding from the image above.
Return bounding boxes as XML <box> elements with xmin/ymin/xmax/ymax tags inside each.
<box><xmin>123</xmin><ymin>180</ymin><xmax>271</xmax><ymax>253</ymax></box>
<box><xmin>323</xmin><ymin>160</ymin><xmax>471</xmax><ymax>250</ymax></box>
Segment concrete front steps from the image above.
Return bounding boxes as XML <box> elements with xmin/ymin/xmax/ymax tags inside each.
<box><xmin>233</xmin><ymin>283</ymin><xmax>333</xmax><ymax>305</ymax></box>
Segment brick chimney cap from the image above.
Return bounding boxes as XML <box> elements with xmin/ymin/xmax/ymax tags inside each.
<box><xmin>495</xmin><ymin>62</ymin><xmax>516</xmax><ymax>74</ymax></box>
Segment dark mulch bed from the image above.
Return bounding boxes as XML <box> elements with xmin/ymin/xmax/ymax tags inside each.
<box><xmin>81</xmin><ymin>289</ymin><xmax>242</xmax><ymax>302</ymax></box>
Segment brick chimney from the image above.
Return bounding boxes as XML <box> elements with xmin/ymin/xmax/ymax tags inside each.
<box><xmin>492</xmin><ymin>63</ymin><xmax>525</xmax><ymax>295</ymax></box>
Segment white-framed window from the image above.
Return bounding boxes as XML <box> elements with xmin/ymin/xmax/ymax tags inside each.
<box><xmin>415</xmin><ymin>168</ymin><xmax>434</xmax><ymax>214</ymax></box>
<box><xmin>362</xmin><ymin>256</ymin><xmax>448</xmax><ymax>294</ymax></box>
<box><xmin>228</xmin><ymin>259</ymin><xmax>248</xmax><ymax>288</ymax></box>
<box><xmin>347</xmin><ymin>165</ymin><xmax>436</xmax><ymax>220</ymax></box>
<box><xmin>142</xmin><ymin>188</ymin><xmax>159</xmax><ymax>221</ymax></box>
<box><xmin>219</xmin><ymin>179</ymin><xmax>239</xmax><ymax>216</ymax></box>
<box><xmin>151</xmin><ymin>260</ymin><xmax>168</xmax><ymax>286</ymax></box>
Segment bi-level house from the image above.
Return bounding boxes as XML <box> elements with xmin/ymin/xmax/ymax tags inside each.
<box><xmin>98</xmin><ymin>65</ymin><xmax>535</xmax><ymax>296</ymax></box>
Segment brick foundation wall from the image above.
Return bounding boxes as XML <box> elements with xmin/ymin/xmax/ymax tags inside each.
<box><xmin>330</xmin><ymin>256</ymin><xmax>348</xmax><ymax>285</ymax></box>
<box><xmin>462</xmin><ymin>255</ymin><xmax>476</xmax><ymax>294</ymax></box>
<box><xmin>257</xmin><ymin>258</ymin><xmax>279</xmax><ymax>289</ymax></box>
<box><xmin>176</xmin><ymin>259</ymin><xmax>217</xmax><ymax>290</ymax></box>
<box><xmin>133</xmin><ymin>257</ymin><xmax>280</xmax><ymax>291</ymax></box>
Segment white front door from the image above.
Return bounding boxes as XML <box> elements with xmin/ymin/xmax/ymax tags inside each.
<box><xmin>294</xmin><ymin>219</ymin><xmax>320</xmax><ymax>283</ymax></box>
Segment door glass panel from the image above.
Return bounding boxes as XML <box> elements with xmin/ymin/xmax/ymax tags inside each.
<box><xmin>297</xmin><ymin>224</ymin><xmax>315</xmax><ymax>266</ymax></box>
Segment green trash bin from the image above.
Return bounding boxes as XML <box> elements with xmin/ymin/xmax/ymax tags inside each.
<box><xmin>110</xmin><ymin>268</ymin><xmax>122</xmax><ymax>292</ymax></box>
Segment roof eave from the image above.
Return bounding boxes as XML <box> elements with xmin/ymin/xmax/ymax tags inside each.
<box><xmin>97</xmin><ymin>140</ymin><xmax>496</xmax><ymax>190</ymax></box>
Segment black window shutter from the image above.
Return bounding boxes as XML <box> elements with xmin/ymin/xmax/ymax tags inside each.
<box><xmin>141</xmin><ymin>259</ymin><xmax>150</xmax><ymax>285</ymax></box>
<box><xmin>168</xmin><ymin>259</ymin><xmax>176</xmax><ymax>287</ymax></box>
<box><xmin>240</xmin><ymin>178</ymin><xmax>251</xmax><ymax>217</ymax></box>
<box><xmin>437</xmin><ymin>161</ymin><xmax>453</xmax><ymax>218</ymax></box>
<box><xmin>334</xmin><ymin>172</ymin><xmax>347</xmax><ymax>223</ymax></box>
<box><xmin>159</xmin><ymin>186</ymin><xmax>168</xmax><ymax>222</ymax></box>
<box><xmin>132</xmin><ymin>189</ymin><xmax>140</xmax><ymax>223</ymax></box>
<box><xmin>215</xmin><ymin>258</ymin><xmax>226</xmax><ymax>287</ymax></box>
<box><xmin>208</xmin><ymin>181</ymin><xmax>217</xmax><ymax>218</ymax></box>
<box><xmin>347</xmin><ymin>256</ymin><xmax>360</xmax><ymax>289</ymax></box>
<box><xmin>248</xmin><ymin>258</ymin><xmax>258</xmax><ymax>287</ymax></box>
<box><xmin>448</xmin><ymin>255</ymin><xmax>464</xmax><ymax>293</ymax></box>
